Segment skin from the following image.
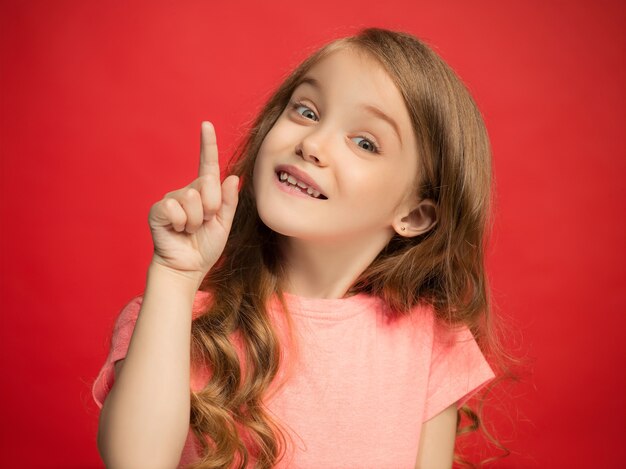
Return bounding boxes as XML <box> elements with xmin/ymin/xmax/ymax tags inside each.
<box><xmin>253</xmin><ymin>47</ymin><xmax>436</xmax><ymax>299</ymax></box>
<box><xmin>416</xmin><ymin>404</ymin><xmax>458</xmax><ymax>468</ymax></box>
<box><xmin>98</xmin><ymin>48</ymin><xmax>456</xmax><ymax>468</ymax></box>
<box><xmin>99</xmin><ymin>123</ymin><xmax>240</xmax><ymax>467</ymax></box>
<box><xmin>252</xmin><ymin>47</ymin><xmax>454</xmax><ymax>466</ymax></box>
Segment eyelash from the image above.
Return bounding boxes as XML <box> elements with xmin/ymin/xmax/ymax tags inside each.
<box><xmin>289</xmin><ymin>100</ymin><xmax>382</xmax><ymax>154</ymax></box>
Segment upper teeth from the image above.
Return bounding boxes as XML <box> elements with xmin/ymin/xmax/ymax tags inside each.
<box><xmin>279</xmin><ymin>171</ymin><xmax>322</xmax><ymax>198</ymax></box>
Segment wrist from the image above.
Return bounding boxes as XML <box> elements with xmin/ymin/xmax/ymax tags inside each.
<box><xmin>147</xmin><ymin>261</ymin><xmax>205</xmax><ymax>294</ymax></box>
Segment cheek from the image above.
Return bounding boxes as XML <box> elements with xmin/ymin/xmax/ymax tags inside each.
<box><xmin>261</xmin><ymin>119</ymin><xmax>291</xmax><ymax>147</ymax></box>
<box><xmin>344</xmin><ymin>167</ymin><xmax>405</xmax><ymax>198</ymax></box>
<box><xmin>253</xmin><ymin>135</ymin><xmax>276</xmax><ymax>177</ymax></box>
<box><xmin>341</xmin><ymin>168</ymin><xmax>413</xmax><ymax>217</ymax></box>
<box><xmin>252</xmin><ymin>150</ymin><xmax>270</xmax><ymax>197</ymax></box>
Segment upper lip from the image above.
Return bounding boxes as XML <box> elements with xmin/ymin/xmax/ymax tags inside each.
<box><xmin>275</xmin><ymin>164</ymin><xmax>327</xmax><ymax>197</ymax></box>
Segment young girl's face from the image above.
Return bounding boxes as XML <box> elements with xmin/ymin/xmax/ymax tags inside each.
<box><xmin>253</xmin><ymin>47</ymin><xmax>420</xmax><ymax>244</ymax></box>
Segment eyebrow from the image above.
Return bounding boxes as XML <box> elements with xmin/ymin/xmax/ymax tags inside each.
<box><xmin>296</xmin><ymin>76</ymin><xmax>403</xmax><ymax>147</ymax></box>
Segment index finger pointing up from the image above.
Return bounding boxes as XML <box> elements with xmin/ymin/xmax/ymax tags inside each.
<box><xmin>199</xmin><ymin>121</ymin><xmax>220</xmax><ymax>179</ymax></box>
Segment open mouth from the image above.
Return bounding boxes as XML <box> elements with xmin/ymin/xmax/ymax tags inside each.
<box><xmin>275</xmin><ymin>171</ymin><xmax>328</xmax><ymax>200</ymax></box>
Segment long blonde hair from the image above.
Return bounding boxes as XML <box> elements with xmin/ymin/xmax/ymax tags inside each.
<box><xmin>186</xmin><ymin>27</ymin><xmax>502</xmax><ymax>468</ymax></box>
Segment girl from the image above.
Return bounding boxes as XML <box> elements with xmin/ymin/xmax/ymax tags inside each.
<box><xmin>93</xmin><ymin>27</ymin><xmax>499</xmax><ymax>468</ymax></box>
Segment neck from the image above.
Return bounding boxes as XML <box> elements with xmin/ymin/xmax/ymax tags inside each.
<box><xmin>280</xmin><ymin>230</ymin><xmax>394</xmax><ymax>299</ymax></box>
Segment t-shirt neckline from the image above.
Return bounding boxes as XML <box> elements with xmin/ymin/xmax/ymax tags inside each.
<box><xmin>274</xmin><ymin>290</ymin><xmax>380</xmax><ymax>320</ymax></box>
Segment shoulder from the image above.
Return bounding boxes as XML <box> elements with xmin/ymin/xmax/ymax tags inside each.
<box><xmin>377</xmin><ymin>300</ymin><xmax>483</xmax><ymax>354</ymax></box>
<box><xmin>431</xmin><ymin>316</ymin><xmax>481</xmax><ymax>360</ymax></box>
<box><xmin>379</xmin><ymin>300</ymin><xmax>437</xmax><ymax>340</ymax></box>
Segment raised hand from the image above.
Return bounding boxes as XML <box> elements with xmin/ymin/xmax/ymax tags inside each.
<box><xmin>148</xmin><ymin>122</ymin><xmax>239</xmax><ymax>285</ymax></box>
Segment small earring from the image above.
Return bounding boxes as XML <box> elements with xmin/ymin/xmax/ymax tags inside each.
<box><xmin>401</xmin><ymin>226</ymin><xmax>406</xmax><ymax>231</ymax></box>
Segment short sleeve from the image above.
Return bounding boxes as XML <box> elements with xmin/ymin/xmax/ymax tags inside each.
<box><xmin>92</xmin><ymin>295</ymin><xmax>144</xmax><ymax>409</ymax></box>
<box><xmin>422</xmin><ymin>322</ymin><xmax>495</xmax><ymax>421</ymax></box>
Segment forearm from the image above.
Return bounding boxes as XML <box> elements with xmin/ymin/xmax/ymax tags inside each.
<box><xmin>97</xmin><ymin>262</ymin><xmax>201</xmax><ymax>469</ymax></box>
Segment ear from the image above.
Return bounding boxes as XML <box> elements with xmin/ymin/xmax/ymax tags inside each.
<box><xmin>392</xmin><ymin>199</ymin><xmax>437</xmax><ymax>238</ymax></box>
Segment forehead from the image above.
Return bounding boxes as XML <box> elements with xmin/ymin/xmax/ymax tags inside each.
<box><xmin>298</xmin><ymin>48</ymin><xmax>400</xmax><ymax>103</ymax></box>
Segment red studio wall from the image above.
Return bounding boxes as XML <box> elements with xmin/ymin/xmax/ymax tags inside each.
<box><xmin>1</xmin><ymin>1</ymin><xmax>624</xmax><ymax>467</ymax></box>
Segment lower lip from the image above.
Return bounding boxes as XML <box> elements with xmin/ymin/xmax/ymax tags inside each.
<box><xmin>273</xmin><ymin>172</ymin><xmax>323</xmax><ymax>200</ymax></box>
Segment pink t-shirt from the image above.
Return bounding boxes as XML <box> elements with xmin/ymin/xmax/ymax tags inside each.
<box><xmin>93</xmin><ymin>290</ymin><xmax>494</xmax><ymax>468</ymax></box>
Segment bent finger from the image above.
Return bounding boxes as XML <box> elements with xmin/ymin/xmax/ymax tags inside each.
<box><xmin>217</xmin><ymin>175</ymin><xmax>240</xmax><ymax>231</ymax></box>
<box><xmin>195</xmin><ymin>175</ymin><xmax>222</xmax><ymax>221</ymax></box>
<box><xmin>158</xmin><ymin>198</ymin><xmax>187</xmax><ymax>232</ymax></box>
<box><xmin>178</xmin><ymin>188</ymin><xmax>204</xmax><ymax>233</ymax></box>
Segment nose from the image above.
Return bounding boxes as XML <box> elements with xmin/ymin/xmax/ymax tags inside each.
<box><xmin>295</xmin><ymin>128</ymin><xmax>330</xmax><ymax>166</ymax></box>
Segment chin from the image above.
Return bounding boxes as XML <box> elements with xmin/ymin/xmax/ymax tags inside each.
<box><xmin>256</xmin><ymin>206</ymin><xmax>305</xmax><ymax>238</ymax></box>
<box><xmin>257</xmin><ymin>210</ymin><xmax>348</xmax><ymax>244</ymax></box>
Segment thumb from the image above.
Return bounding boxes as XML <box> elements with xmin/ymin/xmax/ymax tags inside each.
<box><xmin>217</xmin><ymin>174</ymin><xmax>240</xmax><ymax>230</ymax></box>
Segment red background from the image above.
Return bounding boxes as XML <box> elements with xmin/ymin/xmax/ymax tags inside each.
<box><xmin>1</xmin><ymin>1</ymin><xmax>624</xmax><ymax>467</ymax></box>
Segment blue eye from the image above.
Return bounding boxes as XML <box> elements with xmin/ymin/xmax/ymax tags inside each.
<box><xmin>293</xmin><ymin>102</ymin><xmax>319</xmax><ymax>121</ymax></box>
<box><xmin>289</xmin><ymin>100</ymin><xmax>381</xmax><ymax>154</ymax></box>
<box><xmin>352</xmin><ymin>136</ymin><xmax>380</xmax><ymax>154</ymax></box>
